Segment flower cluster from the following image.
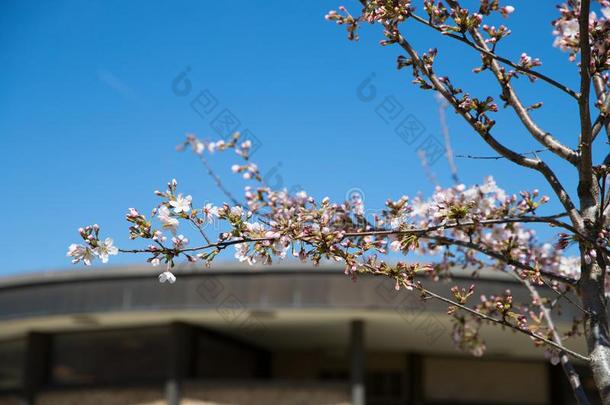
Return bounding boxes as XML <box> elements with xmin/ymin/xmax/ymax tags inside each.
<box><xmin>552</xmin><ymin>1</ymin><xmax>610</xmax><ymax>71</ymax></box>
<box><xmin>482</xmin><ymin>24</ymin><xmax>511</xmax><ymax>46</ymax></box>
<box><xmin>67</xmin><ymin>225</ymin><xmax>118</xmax><ymax>265</ymax></box>
<box><xmin>450</xmin><ymin>289</ymin><xmax>548</xmax><ymax>357</ymax></box>
<box><xmin>362</xmin><ymin>0</ymin><xmax>414</xmax><ymax>24</ymax></box>
<box><xmin>325</xmin><ymin>7</ymin><xmax>360</xmax><ymax>41</ymax></box>
<box><xmin>424</xmin><ymin>1</ymin><xmax>449</xmax><ymax>26</ymax></box>
<box><xmin>478</xmin><ymin>0</ymin><xmax>514</xmax><ymax>18</ymax></box>
<box><xmin>179</xmin><ymin>132</ymin><xmax>252</xmax><ymax>160</ymax></box>
<box><xmin>516</xmin><ymin>53</ymin><xmax>543</xmax><ymax>82</ymax></box>
<box><xmin>442</xmin><ymin>7</ymin><xmax>483</xmax><ymax>34</ymax></box>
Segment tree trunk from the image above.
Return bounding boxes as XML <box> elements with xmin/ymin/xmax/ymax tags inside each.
<box><xmin>580</xmin><ymin>257</ymin><xmax>610</xmax><ymax>404</ymax></box>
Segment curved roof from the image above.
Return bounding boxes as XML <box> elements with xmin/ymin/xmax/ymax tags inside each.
<box><xmin>0</xmin><ymin>262</ymin><xmax>584</xmax><ymax>359</ymax></box>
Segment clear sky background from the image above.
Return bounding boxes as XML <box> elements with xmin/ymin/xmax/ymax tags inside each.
<box><xmin>0</xmin><ymin>1</ymin><xmax>607</xmax><ymax>275</ymax></box>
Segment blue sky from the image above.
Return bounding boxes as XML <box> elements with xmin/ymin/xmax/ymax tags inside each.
<box><xmin>0</xmin><ymin>1</ymin><xmax>607</xmax><ymax>275</ymax></box>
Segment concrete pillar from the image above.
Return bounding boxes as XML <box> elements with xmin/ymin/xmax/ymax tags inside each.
<box><xmin>407</xmin><ymin>353</ymin><xmax>423</xmax><ymax>405</ymax></box>
<box><xmin>22</xmin><ymin>332</ymin><xmax>51</xmax><ymax>405</ymax></box>
<box><xmin>165</xmin><ymin>379</ymin><xmax>180</xmax><ymax>405</ymax></box>
<box><xmin>166</xmin><ymin>322</ymin><xmax>194</xmax><ymax>405</ymax></box>
<box><xmin>350</xmin><ymin>320</ymin><xmax>365</xmax><ymax>405</ymax></box>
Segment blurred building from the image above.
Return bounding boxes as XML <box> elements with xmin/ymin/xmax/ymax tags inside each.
<box><xmin>0</xmin><ymin>263</ymin><xmax>599</xmax><ymax>405</ymax></box>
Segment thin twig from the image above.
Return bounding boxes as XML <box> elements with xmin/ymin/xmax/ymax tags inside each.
<box><xmin>456</xmin><ymin>149</ymin><xmax>549</xmax><ymax>160</ymax></box>
<box><xmin>544</xmin><ymin>278</ymin><xmax>591</xmax><ymax>315</ymax></box>
<box><xmin>188</xmin><ymin>217</ymin><xmax>211</xmax><ymax>245</ymax></box>
<box><xmin>196</xmin><ymin>153</ymin><xmax>243</xmax><ymax>207</ymax></box>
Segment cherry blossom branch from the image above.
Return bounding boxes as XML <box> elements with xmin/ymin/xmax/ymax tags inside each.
<box><xmin>407</xmin><ymin>13</ymin><xmax>580</xmax><ymax>100</ymax></box>
<box><xmin>422</xmin><ymin>235</ymin><xmax>578</xmax><ymax>285</ymax></box>
<box><xmin>419</xmin><ymin>287</ymin><xmax>589</xmax><ymax>361</ymax></box>
<box><xmin>345</xmin><ymin>213</ymin><xmax>580</xmax><ymax>240</ymax></box>
<box><xmin>117</xmin><ymin>236</ymin><xmax>273</xmax><ymax>254</ymax></box>
<box><xmin>388</xmin><ymin>28</ymin><xmax>584</xmax><ymax>230</ymax></box>
<box><xmin>386</xmin><ymin>0</ymin><xmax>579</xmax><ymax>164</ymax></box>
<box><xmin>119</xmin><ymin>212</ymin><xmax>585</xmax><ymax>285</ymax></box>
<box><xmin>362</xmin><ymin>262</ymin><xmax>590</xmax><ymax>361</ymax></box>
<box><xmin>460</xmin><ymin>18</ymin><xmax>579</xmax><ymax>165</ymax></box>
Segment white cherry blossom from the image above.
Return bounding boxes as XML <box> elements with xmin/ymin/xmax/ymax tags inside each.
<box><xmin>67</xmin><ymin>244</ymin><xmax>95</xmax><ymax>266</ymax></box>
<box><xmin>158</xmin><ymin>205</ymin><xmax>179</xmax><ymax>234</ymax></box>
<box><xmin>170</xmin><ymin>194</ymin><xmax>192</xmax><ymax>213</ymax></box>
<box><xmin>158</xmin><ymin>271</ymin><xmax>176</xmax><ymax>284</ymax></box>
<box><xmin>95</xmin><ymin>237</ymin><xmax>118</xmax><ymax>263</ymax></box>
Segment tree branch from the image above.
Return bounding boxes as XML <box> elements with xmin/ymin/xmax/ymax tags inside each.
<box><xmin>195</xmin><ymin>152</ymin><xmax>244</xmax><ymax>207</ymax></box>
<box><xmin>456</xmin><ymin>148</ymin><xmax>548</xmax><ymax>160</ymax></box>
<box><xmin>373</xmin><ymin>267</ymin><xmax>591</xmax><ymax>361</ymax></box>
<box><xmin>423</xmin><ymin>234</ymin><xmax>578</xmax><ymax>285</ymax></box>
<box><xmin>389</xmin><ymin>29</ymin><xmax>584</xmax><ymax>230</ymax></box>
<box><xmin>344</xmin><ymin>214</ymin><xmax>581</xmax><ymax>239</ymax></box>
<box><xmin>408</xmin><ymin>13</ymin><xmax>580</xmax><ymax>100</ymax></box>
<box><xmin>578</xmin><ymin>0</ymin><xmax>598</xmax><ymax>225</ymax></box>
<box><xmin>419</xmin><ymin>289</ymin><xmax>589</xmax><ymax>361</ymax></box>
<box><xmin>464</xmin><ymin>21</ymin><xmax>579</xmax><ymax>165</ymax></box>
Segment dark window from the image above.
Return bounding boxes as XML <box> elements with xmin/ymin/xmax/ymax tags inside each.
<box><xmin>367</xmin><ymin>371</ymin><xmax>403</xmax><ymax>399</ymax></box>
<box><xmin>50</xmin><ymin>327</ymin><xmax>168</xmax><ymax>385</ymax></box>
<box><xmin>195</xmin><ymin>332</ymin><xmax>268</xmax><ymax>379</ymax></box>
<box><xmin>0</xmin><ymin>339</ymin><xmax>25</xmax><ymax>390</ymax></box>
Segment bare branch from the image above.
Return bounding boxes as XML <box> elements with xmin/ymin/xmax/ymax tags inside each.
<box><xmin>195</xmin><ymin>152</ymin><xmax>244</xmax><ymax>207</ymax></box>
<box><xmin>456</xmin><ymin>148</ymin><xmax>549</xmax><ymax>160</ymax></box>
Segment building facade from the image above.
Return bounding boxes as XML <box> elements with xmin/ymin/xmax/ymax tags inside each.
<box><xmin>0</xmin><ymin>263</ymin><xmax>599</xmax><ymax>404</ymax></box>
